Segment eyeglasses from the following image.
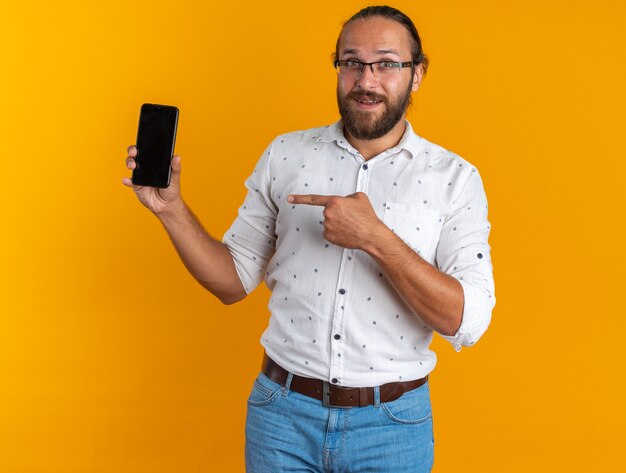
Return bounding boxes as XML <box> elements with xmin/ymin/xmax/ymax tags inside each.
<box><xmin>334</xmin><ymin>59</ymin><xmax>414</xmax><ymax>77</ymax></box>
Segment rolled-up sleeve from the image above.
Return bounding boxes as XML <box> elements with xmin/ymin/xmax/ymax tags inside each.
<box><xmin>222</xmin><ymin>142</ymin><xmax>277</xmax><ymax>294</ymax></box>
<box><xmin>436</xmin><ymin>168</ymin><xmax>496</xmax><ymax>351</ymax></box>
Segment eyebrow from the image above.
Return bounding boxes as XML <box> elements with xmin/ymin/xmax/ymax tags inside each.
<box><xmin>341</xmin><ymin>48</ymin><xmax>402</xmax><ymax>57</ymax></box>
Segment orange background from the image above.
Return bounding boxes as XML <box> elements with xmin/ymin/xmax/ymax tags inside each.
<box><xmin>1</xmin><ymin>0</ymin><xmax>625</xmax><ymax>471</ymax></box>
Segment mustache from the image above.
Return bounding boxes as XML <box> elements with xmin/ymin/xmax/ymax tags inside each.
<box><xmin>345</xmin><ymin>91</ymin><xmax>388</xmax><ymax>104</ymax></box>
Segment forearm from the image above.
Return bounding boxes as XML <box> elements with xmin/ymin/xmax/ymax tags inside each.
<box><xmin>363</xmin><ymin>225</ymin><xmax>464</xmax><ymax>336</ymax></box>
<box><xmin>157</xmin><ymin>200</ymin><xmax>246</xmax><ymax>305</ymax></box>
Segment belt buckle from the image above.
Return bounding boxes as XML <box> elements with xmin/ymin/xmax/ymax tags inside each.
<box><xmin>322</xmin><ymin>381</ymin><xmax>352</xmax><ymax>408</ymax></box>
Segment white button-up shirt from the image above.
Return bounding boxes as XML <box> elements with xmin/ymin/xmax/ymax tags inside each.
<box><xmin>223</xmin><ymin>121</ymin><xmax>495</xmax><ymax>387</ymax></box>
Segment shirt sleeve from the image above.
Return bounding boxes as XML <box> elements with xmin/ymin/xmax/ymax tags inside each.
<box><xmin>222</xmin><ymin>141</ymin><xmax>278</xmax><ymax>294</ymax></box>
<box><xmin>435</xmin><ymin>167</ymin><xmax>496</xmax><ymax>351</ymax></box>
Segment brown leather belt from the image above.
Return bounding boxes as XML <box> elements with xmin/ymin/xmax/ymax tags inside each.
<box><xmin>261</xmin><ymin>353</ymin><xmax>428</xmax><ymax>408</ymax></box>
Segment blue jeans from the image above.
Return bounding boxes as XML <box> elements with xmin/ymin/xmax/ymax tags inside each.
<box><xmin>245</xmin><ymin>371</ymin><xmax>434</xmax><ymax>472</ymax></box>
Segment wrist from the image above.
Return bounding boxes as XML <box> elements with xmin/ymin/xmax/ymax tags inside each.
<box><xmin>360</xmin><ymin>220</ymin><xmax>397</xmax><ymax>257</ymax></box>
<box><xmin>156</xmin><ymin>197</ymin><xmax>188</xmax><ymax>224</ymax></box>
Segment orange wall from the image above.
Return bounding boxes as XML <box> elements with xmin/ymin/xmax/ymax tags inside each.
<box><xmin>1</xmin><ymin>1</ymin><xmax>625</xmax><ymax>471</ymax></box>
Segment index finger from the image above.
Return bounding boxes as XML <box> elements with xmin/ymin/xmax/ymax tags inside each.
<box><xmin>288</xmin><ymin>194</ymin><xmax>334</xmax><ymax>206</ymax></box>
<box><xmin>127</xmin><ymin>145</ymin><xmax>137</xmax><ymax>157</ymax></box>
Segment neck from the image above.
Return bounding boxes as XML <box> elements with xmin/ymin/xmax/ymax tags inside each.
<box><xmin>344</xmin><ymin>118</ymin><xmax>407</xmax><ymax>160</ymax></box>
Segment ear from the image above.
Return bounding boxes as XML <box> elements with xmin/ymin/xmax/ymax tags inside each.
<box><xmin>411</xmin><ymin>63</ymin><xmax>424</xmax><ymax>92</ymax></box>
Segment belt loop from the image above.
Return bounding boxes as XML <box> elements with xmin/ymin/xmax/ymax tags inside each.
<box><xmin>373</xmin><ymin>386</ymin><xmax>381</xmax><ymax>407</ymax></box>
<box><xmin>283</xmin><ymin>372</ymin><xmax>294</xmax><ymax>395</ymax></box>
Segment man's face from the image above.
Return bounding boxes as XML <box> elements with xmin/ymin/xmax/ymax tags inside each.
<box><xmin>336</xmin><ymin>16</ymin><xmax>422</xmax><ymax>140</ymax></box>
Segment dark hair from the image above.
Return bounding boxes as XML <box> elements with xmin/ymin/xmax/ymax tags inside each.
<box><xmin>335</xmin><ymin>5</ymin><xmax>429</xmax><ymax>75</ymax></box>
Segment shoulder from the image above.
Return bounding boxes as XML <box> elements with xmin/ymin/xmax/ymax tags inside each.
<box><xmin>415</xmin><ymin>134</ymin><xmax>476</xmax><ymax>170</ymax></box>
<box><xmin>258</xmin><ymin>124</ymin><xmax>333</xmax><ymax>174</ymax></box>
<box><xmin>262</xmin><ymin>124</ymin><xmax>335</xmax><ymax>167</ymax></box>
<box><xmin>414</xmin><ymin>133</ymin><xmax>482</xmax><ymax>180</ymax></box>
<box><xmin>270</xmin><ymin>124</ymin><xmax>331</xmax><ymax>148</ymax></box>
<box><xmin>407</xmin><ymin>129</ymin><xmax>487</xmax><ymax>205</ymax></box>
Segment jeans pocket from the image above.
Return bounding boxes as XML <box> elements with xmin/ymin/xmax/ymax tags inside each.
<box><xmin>247</xmin><ymin>372</ymin><xmax>284</xmax><ymax>407</ymax></box>
<box><xmin>381</xmin><ymin>382</ymin><xmax>432</xmax><ymax>425</ymax></box>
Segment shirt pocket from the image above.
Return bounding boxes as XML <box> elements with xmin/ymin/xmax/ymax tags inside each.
<box><xmin>382</xmin><ymin>201</ymin><xmax>443</xmax><ymax>264</ymax></box>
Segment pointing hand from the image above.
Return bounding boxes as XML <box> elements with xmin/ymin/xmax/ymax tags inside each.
<box><xmin>288</xmin><ymin>192</ymin><xmax>386</xmax><ymax>249</ymax></box>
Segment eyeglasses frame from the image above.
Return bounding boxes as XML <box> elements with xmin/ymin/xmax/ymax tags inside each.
<box><xmin>333</xmin><ymin>59</ymin><xmax>416</xmax><ymax>76</ymax></box>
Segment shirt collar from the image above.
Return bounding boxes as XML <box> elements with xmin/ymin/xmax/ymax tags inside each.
<box><xmin>317</xmin><ymin>119</ymin><xmax>423</xmax><ymax>159</ymax></box>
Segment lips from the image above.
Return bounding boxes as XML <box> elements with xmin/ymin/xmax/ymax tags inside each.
<box><xmin>349</xmin><ymin>93</ymin><xmax>387</xmax><ymax>108</ymax></box>
<box><xmin>355</xmin><ymin>94</ymin><xmax>383</xmax><ymax>101</ymax></box>
<box><xmin>348</xmin><ymin>93</ymin><xmax>386</xmax><ymax>110</ymax></box>
<box><xmin>348</xmin><ymin>92</ymin><xmax>385</xmax><ymax>102</ymax></box>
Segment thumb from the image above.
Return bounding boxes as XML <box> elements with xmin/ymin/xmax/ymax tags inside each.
<box><xmin>170</xmin><ymin>155</ymin><xmax>182</xmax><ymax>187</ymax></box>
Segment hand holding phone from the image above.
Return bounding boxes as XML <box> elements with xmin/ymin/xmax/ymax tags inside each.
<box><xmin>123</xmin><ymin>103</ymin><xmax>183</xmax><ymax>216</ymax></box>
<box><xmin>132</xmin><ymin>103</ymin><xmax>179</xmax><ymax>188</ymax></box>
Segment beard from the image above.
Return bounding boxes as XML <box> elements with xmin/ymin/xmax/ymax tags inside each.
<box><xmin>337</xmin><ymin>78</ymin><xmax>413</xmax><ymax>140</ymax></box>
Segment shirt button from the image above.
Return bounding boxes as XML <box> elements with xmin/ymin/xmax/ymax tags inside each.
<box><xmin>334</xmin><ymin>334</ymin><xmax>341</xmax><ymax>340</ymax></box>
<box><xmin>338</xmin><ymin>288</ymin><xmax>346</xmax><ymax>295</ymax></box>
<box><xmin>331</xmin><ymin>378</ymin><xmax>338</xmax><ymax>384</ymax></box>
<box><xmin>362</xmin><ymin>163</ymin><xmax>368</xmax><ymax>170</ymax></box>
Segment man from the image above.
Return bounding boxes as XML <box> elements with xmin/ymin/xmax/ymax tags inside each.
<box><xmin>123</xmin><ymin>5</ymin><xmax>495</xmax><ymax>472</ymax></box>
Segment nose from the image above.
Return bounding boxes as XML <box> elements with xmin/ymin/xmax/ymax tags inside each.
<box><xmin>355</xmin><ymin>63</ymin><xmax>378</xmax><ymax>89</ymax></box>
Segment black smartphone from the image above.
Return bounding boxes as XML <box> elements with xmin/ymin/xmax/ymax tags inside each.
<box><xmin>131</xmin><ymin>103</ymin><xmax>179</xmax><ymax>188</ymax></box>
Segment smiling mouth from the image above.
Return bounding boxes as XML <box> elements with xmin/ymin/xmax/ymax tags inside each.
<box><xmin>354</xmin><ymin>95</ymin><xmax>383</xmax><ymax>105</ymax></box>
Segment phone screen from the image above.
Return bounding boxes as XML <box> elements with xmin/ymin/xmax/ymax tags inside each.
<box><xmin>132</xmin><ymin>103</ymin><xmax>179</xmax><ymax>188</ymax></box>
